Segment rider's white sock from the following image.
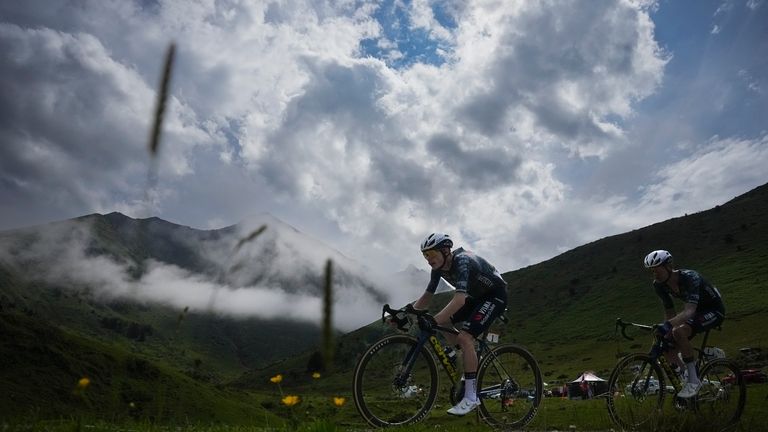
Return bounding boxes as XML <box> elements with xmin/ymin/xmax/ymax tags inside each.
<box><xmin>684</xmin><ymin>360</ymin><xmax>699</xmax><ymax>383</ymax></box>
<box><xmin>464</xmin><ymin>378</ymin><xmax>477</xmax><ymax>402</ymax></box>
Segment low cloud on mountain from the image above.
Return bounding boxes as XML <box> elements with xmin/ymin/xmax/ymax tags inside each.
<box><xmin>0</xmin><ymin>213</ymin><xmax>410</xmax><ymax>332</ymax></box>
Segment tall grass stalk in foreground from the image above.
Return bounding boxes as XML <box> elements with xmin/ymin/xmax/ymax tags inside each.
<box><xmin>322</xmin><ymin>259</ymin><xmax>334</xmax><ymax>372</ymax></box>
<box><xmin>148</xmin><ymin>42</ymin><xmax>175</xmax><ymax>158</ymax></box>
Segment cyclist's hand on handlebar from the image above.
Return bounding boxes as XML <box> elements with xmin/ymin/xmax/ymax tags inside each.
<box><xmin>384</xmin><ymin>304</ymin><xmax>411</xmax><ymax>331</ymax></box>
<box><xmin>422</xmin><ymin>313</ymin><xmax>437</xmax><ymax>328</ymax></box>
<box><xmin>653</xmin><ymin>321</ymin><xmax>673</xmax><ymax>338</ymax></box>
<box><xmin>385</xmin><ymin>316</ymin><xmax>398</xmax><ymax>328</ymax></box>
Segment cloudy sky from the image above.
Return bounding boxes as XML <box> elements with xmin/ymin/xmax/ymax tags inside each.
<box><xmin>2</xmin><ymin>0</ymin><xmax>767</xmax><ymax>274</ymax></box>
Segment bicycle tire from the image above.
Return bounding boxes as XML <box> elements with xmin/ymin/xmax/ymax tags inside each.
<box><xmin>606</xmin><ymin>353</ymin><xmax>665</xmax><ymax>431</ymax></box>
<box><xmin>352</xmin><ymin>334</ymin><xmax>439</xmax><ymax>427</ymax></box>
<box><xmin>476</xmin><ymin>344</ymin><xmax>542</xmax><ymax>429</ymax></box>
<box><xmin>696</xmin><ymin>358</ymin><xmax>746</xmax><ymax>431</ymax></box>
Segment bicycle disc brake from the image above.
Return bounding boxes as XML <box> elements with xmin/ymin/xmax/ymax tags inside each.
<box><xmin>500</xmin><ymin>378</ymin><xmax>521</xmax><ymax>408</ymax></box>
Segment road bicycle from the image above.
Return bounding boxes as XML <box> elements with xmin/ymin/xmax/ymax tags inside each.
<box><xmin>352</xmin><ymin>304</ymin><xmax>542</xmax><ymax>429</ymax></box>
<box><xmin>606</xmin><ymin>318</ymin><xmax>746</xmax><ymax>431</ymax></box>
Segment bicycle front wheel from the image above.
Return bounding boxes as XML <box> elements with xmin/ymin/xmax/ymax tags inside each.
<box><xmin>696</xmin><ymin>358</ymin><xmax>746</xmax><ymax>431</ymax></box>
<box><xmin>476</xmin><ymin>344</ymin><xmax>542</xmax><ymax>429</ymax></box>
<box><xmin>606</xmin><ymin>353</ymin><xmax>665</xmax><ymax>431</ymax></box>
<box><xmin>352</xmin><ymin>334</ymin><xmax>439</xmax><ymax>427</ymax></box>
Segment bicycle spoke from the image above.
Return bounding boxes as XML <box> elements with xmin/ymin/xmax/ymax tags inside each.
<box><xmin>606</xmin><ymin>354</ymin><xmax>665</xmax><ymax>430</ymax></box>
<box><xmin>477</xmin><ymin>345</ymin><xmax>542</xmax><ymax>429</ymax></box>
<box><xmin>696</xmin><ymin>359</ymin><xmax>746</xmax><ymax>431</ymax></box>
<box><xmin>353</xmin><ymin>335</ymin><xmax>438</xmax><ymax>427</ymax></box>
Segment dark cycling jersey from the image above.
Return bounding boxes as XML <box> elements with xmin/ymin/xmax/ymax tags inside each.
<box><xmin>653</xmin><ymin>269</ymin><xmax>725</xmax><ymax>314</ymax></box>
<box><xmin>426</xmin><ymin>247</ymin><xmax>507</xmax><ymax>301</ymax></box>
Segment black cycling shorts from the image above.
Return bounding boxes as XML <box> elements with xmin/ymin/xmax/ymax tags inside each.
<box><xmin>686</xmin><ymin>309</ymin><xmax>725</xmax><ymax>336</ymax></box>
<box><xmin>451</xmin><ymin>296</ymin><xmax>507</xmax><ymax>337</ymax></box>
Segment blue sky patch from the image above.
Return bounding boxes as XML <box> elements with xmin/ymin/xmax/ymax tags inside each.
<box><xmin>360</xmin><ymin>0</ymin><xmax>456</xmax><ymax>68</ymax></box>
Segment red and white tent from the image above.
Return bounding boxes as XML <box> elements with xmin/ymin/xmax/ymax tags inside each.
<box><xmin>568</xmin><ymin>371</ymin><xmax>608</xmax><ymax>399</ymax></box>
<box><xmin>571</xmin><ymin>371</ymin><xmax>606</xmax><ymax>382</ymax></box>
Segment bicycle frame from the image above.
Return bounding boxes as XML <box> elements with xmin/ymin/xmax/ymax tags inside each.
<box><xmin>393</xmin><ymin>329</ymin><xmax>460</xmax><ymax>389</ymax></box>
<box><xmin>615</xmin><ymin>318</ymin><xmax>718</xmax><ymax>399</ymax></box>
<box><xmin>625</xmin><ymin>349</ymin><xmax>684</xmax><ymax>399</ymax></box>
<box><xmin>616</xmin><ymin>318</ymin><xmax>719</xmax><ymax>364</ymax></box>
<box><xmin>427</xmin><ymin>329</ymin><xmax>514</xmax><ymax>402</ymax></box>
<box><xmin>608</xmin><ymin>318</ymin><xmax>747</xmax><ymax>431</ymax></box>
<box><xmin>356</xmin><ymin>304</ymin><xmax>543</xmax><ymax>429</ymax></box>
<box><xmin>384</xmin><ymin>304</ymin><xmax>513</xmax><ymax>402</ymax></box>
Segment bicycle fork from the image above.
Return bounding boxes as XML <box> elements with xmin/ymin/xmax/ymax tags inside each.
<box><xmin>393</xmin><ymin>337</ymin><xmax>425</xmax><ymax>389</ymax></box>
<box><xmin>628</xmin><ymin>362</ymin><xmax>655</xmax><ymax>398</ymax></box>
<box><xmin>392</xmin><ymin>333</ymin><xmax>440</xmax><ymax>396</ymax></box>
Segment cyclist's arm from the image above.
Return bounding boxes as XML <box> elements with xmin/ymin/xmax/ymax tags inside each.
<box><xmin>668</xmin><ymin>272</ymin><xmax>700</xmax><ymax>326</ymax></box>
<box><xmin>669</xmin><ymin>302</ymin><xmax>696</xmax><ymax>327</ymax></box>
<box><xmin>414</xmin><ymin>271</ymin><xmax>442</xmax><ymax>310</ymax></box>
<box><xmin>434</xmin><ymin>292</ymin><xmax>467</xmax><ymax>325</ymax></box>
<box><xmin>664</xmin><ymin>308</ymin><xmax>676</xmax><ymax>321</ymax></box>
<box><xmin>413</xmin><ymin>291</ymin><xmax>433</xmax><ymax>310</ymax></box>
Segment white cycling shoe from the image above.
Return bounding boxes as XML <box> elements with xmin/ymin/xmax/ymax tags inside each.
<box><xmin>677</xmin><ymin>381</ymin><xmax>702</xmax><ymax>398</ymax></box>
<box><xmin>447</xmin><ymin>397</ymin><xmax>481</xmax><ymax>416</ymax></box>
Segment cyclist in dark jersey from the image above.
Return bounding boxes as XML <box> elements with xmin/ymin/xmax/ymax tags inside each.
<box><xmin>644</xmin><ymin>249</ymin><xmax>725</xmax><ymax>399</ymax></box>
<box><xmin>411</xmin><ymin>233</ymin><xmax>508</xmax><ymax>416</ymax></box>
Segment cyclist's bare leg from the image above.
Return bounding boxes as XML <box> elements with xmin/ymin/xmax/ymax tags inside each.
<box><xmin>456</xmin><ymin>330</ymin><xmax>477</xmax><ymax>372</ymax></box>
<box><xmin>672</xmin><ymin>324</ymin><xmax>694</xmax><ymax>360</ymax></box>
<box><xmin>438</xmin><ymin>319</ymin><xmax>459</xmax><ymax>347</ymax></box>
<box><xmin>436</xmin><ymin>326</ymin><xmax>478</xmax><ymax>372</ymax></box>
<box><xmin>663</xmin><ymin>350</ymin><xmax>684</xmax><ymax>370</ymax></box>
<box><xmin>672</xmin><ymin>323</ymin><xmax>699</xmax><ymax>382</ymax></box>
<box><xmin>451</xmin><ymin>330</ymin><xmax>480</xmax><ymax>409</ymax></box>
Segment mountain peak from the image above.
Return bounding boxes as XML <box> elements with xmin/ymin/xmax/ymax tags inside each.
<box><xmin>402</xmin><ymin>264</ymin><xmax>423</xmax><ymax>274</ymax></box>
<box><xmin>234</xmin><ymin>212</ymin><xmax>300</xmax><ymax>233</ymax></box>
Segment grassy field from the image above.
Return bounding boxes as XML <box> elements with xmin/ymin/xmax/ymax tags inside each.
<box><xmin>3</xmin><ymin>383</ymin><xmax>766</xmax><ymax>431</ymax></box>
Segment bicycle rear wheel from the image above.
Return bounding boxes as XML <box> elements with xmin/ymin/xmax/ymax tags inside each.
<box><xmin>476</xmin><ymin>344</ymin><xmax>542</xmax><ymax>429</ymax></box>
<box><xmin>606</xmin><ymin>353</ymin><xmax>665</xmax><ymax>431</ymax></box>
<box><xmin>352</xmin><ymin>334</ymin><xmax>439</xmax><ymax>427</ymax></box>
<box><xmin>696</xmin><ymin>358</ymin><xmax>746</xmax><ymax>431</ymax></box>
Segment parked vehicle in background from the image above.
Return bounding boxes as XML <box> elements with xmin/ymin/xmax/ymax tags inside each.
<box><xmin>624</xmin><ymin>378</ymin><xmax>674</xmax><ymax>395</ymax></box>
<box><xmin>723</xmin><ymin>368</ymin><xmax>767</xmax><ymax>385</ymax></box>
<box><xmin>550</xmin><ymin>384</ymin><xmax>568</xmax><ymax>397</ymax></box>
<box><xmin>738</xmin><ymin>347</ymin><xmax>763</xmax><ymax>367</ymax></box>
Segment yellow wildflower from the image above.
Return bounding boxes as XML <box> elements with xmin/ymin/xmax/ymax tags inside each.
<box><xmin>77</xmin><ymin>377</ymin><xmax>90</xmax><ymax>389</ymax></box>
<box><xmin>282</xmin><ymin>395</ymin><xmax>300</xmax><ymax>406</ymax></box>
<box><xmin>270</xmin><ymin>374</ymin><xmax>283</xmax><ymax>384</ymax></box>
<box><xmin>333</xmin><ymin>396</ymin><xmax>346</xmax><ymax>407</ymax></box>
<box><xmin>312</xmin><ymin>372</ymin><xmax>321</xmax><ymax>379</ymax></box>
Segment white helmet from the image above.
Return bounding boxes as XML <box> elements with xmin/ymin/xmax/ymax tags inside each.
<box><xmin>644</xmin><ymin>250</ymin><xmax>673</xmax><ymax>268</ymax></box>
<box><xmin>420</xmin><ymin>233</ymin><xmax>453</xmax><ymax>252</ymax></box>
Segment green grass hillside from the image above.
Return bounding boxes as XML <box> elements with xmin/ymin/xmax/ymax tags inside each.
<box><xmin>0</xmin><ymin>310</ymin><xmax>286</xmax><ymax>424</ymax></box>
<box><xmin>248</xmin><ymin>182</ymin><xmax>768</xmax><ymax>399</ymax></box>
<box><xmin>500</xmin><ymin>182</ymin><xmax>768</xmax><ymax>381</ymax></box>
<box><xmin>0</xmin><ymin>263</ymin><xmax>324</xmax><ymax>381</ymax></box>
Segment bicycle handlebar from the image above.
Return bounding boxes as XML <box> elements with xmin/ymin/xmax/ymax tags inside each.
<box><xmin>615</xmin><ymin>318</ymin><xmax>654</xmax><ymax>341</ymax></box>
<box><xmin>381</xmin><ymin>303</ymin><xmax>457</xmax><ymax>334</ymax></box>
<box><xmin>616</xmin><ymin>318</ymin><xmax>689</xmax><ymax>361</ymax></box>
<box><xmin>382</xmin><ymin>304</ymin><xmax>409</xmax><ymax>330</ymax></box>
